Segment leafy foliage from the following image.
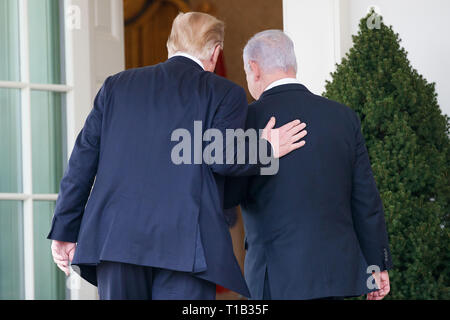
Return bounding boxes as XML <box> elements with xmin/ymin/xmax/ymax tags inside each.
<box><xmin>324</xmin><ymin>10</ymin><xmax>450</xmax><ymax>299</ymax></box>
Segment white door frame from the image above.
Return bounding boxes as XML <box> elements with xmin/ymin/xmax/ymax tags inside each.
<box><xmin>64</xmin><ymin>0</ymin><xmax>125</xmax><ymax>300</ymax></box>
<box><xmin>283</xmin><ymin>0</ymin><xmax>350</xmax><ymax>95</ymax></box>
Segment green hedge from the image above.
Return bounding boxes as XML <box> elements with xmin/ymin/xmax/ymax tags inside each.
<box><xmin>324</xmin><ymin>10</ymin><xmax>450</xmax><ymax>299</ymax></box>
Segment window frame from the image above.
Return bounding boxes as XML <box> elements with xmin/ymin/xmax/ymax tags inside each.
<box><xmin>1</xmin><ymin>0</ymin><xmax>125</xmax><ymax>300</ymax></box>
<box><xmin>0</xmin><ymin>0</ymin><xmax>73</xmax><ymax>300</ymax></box>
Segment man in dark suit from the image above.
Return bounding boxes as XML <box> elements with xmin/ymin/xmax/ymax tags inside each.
<box><xmin>48</xmin><ymin>14</ymin><xmax>307</xmax><ymax>300</ymax></box>
<box><xmin>225</xmin><ymin>30</ymin><xmax>393</xmax><ymax>300</ymax></box>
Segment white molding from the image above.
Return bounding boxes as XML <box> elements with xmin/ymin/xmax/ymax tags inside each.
<box><xmin>0</xmin><ymin>193</ymin><xmax>58</xmax><ymax>201</ymax></box>
<box><xmin>337</xmin><ymin>0</ymin><xmax>351</xmax><ymax>61</ymax></box>
<box><xmin>0</xmin><ymin>81</ymin><xmax>73</xmax><ymax>92</ymax></box>
<box><xmin>64</xmin><ymin>0</ymin><xmax>124</xmax><ymax>301</ymax></box>
<box><xmin>18</xmin><ymin>0</ymin><xmax>35</xmax><ymax>301</ymax></box>
<box><xmin>64</xmin><ymin>0</ymin><xmax>97</xmax><ymax>300</ymax></box>
<box><xmin>333</xmin><ymin>0</ymin><xmax>342</xmax><ymax>64</ymax></box>
<box><xmin>29</xmin><ymin>83</ymin><xmax>72</xmax><ymax>92</ymax></box>
<box><xmin>283</xmin><ymin>0</ymin><xmax>348</xmax><ymax>95</ymax></box>
<box><xmin>44</xmin><ymin>0</ymin><xmax>124</xmax><ymax>300</ymax></box>
<box><xmin>64</xmin><ymin>0</ymin><xmax>94</xmax><ymax>154</ymax></box>
<box><xmin>0</xmin><ymin>81</ymin><xmax>27</xmax><ymax>89</ymax></box>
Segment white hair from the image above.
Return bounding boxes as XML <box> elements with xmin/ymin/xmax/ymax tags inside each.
<box><xmin>243</xmin><ymin>30</ymin><xmax>297</xmax><ymax>74</ymax></box>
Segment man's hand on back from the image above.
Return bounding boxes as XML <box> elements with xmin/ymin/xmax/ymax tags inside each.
<box><xmin>51</xmin><ymin>240</ymin><xmax>76</xmax><ymax>276</ymax></box>
<box><xmin>261</xmin><ymin>117</ymin><xmax>307</xmax><ymax>158</ymax></box>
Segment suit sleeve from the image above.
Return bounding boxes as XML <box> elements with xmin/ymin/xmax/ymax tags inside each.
<box><xmin>208</xmin><ymin>85</ymin><xmax>273</xmax><ymax>177</ymax></box>
<box><xmin>351</xmin><ymin>113</ymin><xmax>393</xmax><ymax>271</ymax></box>
<box><xmin>224</xmin><ymin>176</ymin><xmax>248</xmax><ymax>209</ymax></box>
<box><xmin>223</xmin><ymin>104</ymin><xmax>258</xmax><ymax>209</ymax></box>
<box><xmin>47</xmin><ymin>79</ymin><xmax>109</xmax><ymax>243</ymax></box>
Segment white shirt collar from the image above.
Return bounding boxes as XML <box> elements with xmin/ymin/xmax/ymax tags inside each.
<box><xmin>264</xmin><ymin>78</ymin><xmax>301</xmax><ymax>92</ymax></box>
<box><xmin>171</xmin><ymin>52</ymin><xmax>205</xmax><ymax>70</ymax></box>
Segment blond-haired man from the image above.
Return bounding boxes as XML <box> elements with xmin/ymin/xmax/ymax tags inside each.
<box><xmin>48</xmin><ymin>13</ymin><xmax>307</xmax><ymax>299</ymax></box>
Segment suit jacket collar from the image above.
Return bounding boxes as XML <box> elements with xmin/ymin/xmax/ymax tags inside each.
<box><xmin>168</xmin><ymin>56</ymin><xmax>204</xmax><ymax>72</ymax></box>
<box><xmin>259</xmin><ymin>83</ymin><xmax>310</xmax><ymax>100</ymax></box>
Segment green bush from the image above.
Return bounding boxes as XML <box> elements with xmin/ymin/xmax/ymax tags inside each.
<box><xmin>324</xmin><ymin>10</ymin><xmax>450</xmax><ymax>299</ymax></box>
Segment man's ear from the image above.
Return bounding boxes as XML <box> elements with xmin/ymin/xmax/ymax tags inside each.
<box><xmin>249</xmin><ymin>61</ymin><xmax>261</xmax><ymax>81</ymax></box>
<box><xmin>210</xmin><ymin>44</ymin><xmax>221</xmax><ymax>67</ymax></box>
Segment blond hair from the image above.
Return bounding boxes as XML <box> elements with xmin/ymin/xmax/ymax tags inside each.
<box><xmin>167</xmin><ymin>12</ymin><xmax>225</xmax><ymax>61</ymax></box>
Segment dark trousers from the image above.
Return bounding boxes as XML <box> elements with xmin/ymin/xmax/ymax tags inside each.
<box><xmin>262</xmin><ymin>268</ymin><xmax>344</xmax><ymax>300</ymax></box>
<box><xmin>96</xmin><ymin>261</ymin><xmax>216</xmax><ymax>300</ymax></box>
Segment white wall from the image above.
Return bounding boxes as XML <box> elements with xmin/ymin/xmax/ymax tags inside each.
<box><xmin>283</xmin><ymin>0</ymin><xmax>342</xmax><ymax>96</ymax></box>
<box><xmin>346</xmin><ymin>0</ymin><xmax>450</xmax><ymax>116</ymax></box>
<box><xmin>283</xmin><ymin>0</ymin><xmax>450</xmax><ymax>116</ymax></box>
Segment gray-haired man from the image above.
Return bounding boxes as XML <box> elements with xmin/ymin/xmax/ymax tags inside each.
<box><xmin>225</xmin><ymin>30</ymin><xmax>392</xmax><ymax>300</ymax></box>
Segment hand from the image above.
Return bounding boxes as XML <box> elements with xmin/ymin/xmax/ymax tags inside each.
<box><xmin>261</xmin><ymin>117</ymin><xmax>307</xmax><ymax>158</ymax></box>
<box><xmin>51</xmin><ymin>240</ymin><xmax>76</xmax><ymax>276</ymax></box>
<box><xmin>367</xmin><ymin>271</ymin><xmax>390</xmax><ymax>300</ymax></box>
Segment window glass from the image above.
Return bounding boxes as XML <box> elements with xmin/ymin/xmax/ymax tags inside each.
<box><xmin>34</xmin><ymin>201</ymin><xmax>66</xmax><ymax>300</ymax></box>
<box><xmin>0</xmin><ymin>0</ymin><xmax>20</xmax><ymax>81</ymax></box>
<box><xmin>0</xmin><ymin>88</ymin><xmax>22</xmax><ymax>193</ymax></box>
<box><xmin>0</xmin><ymin>201</ymin><xmax>25</xmax><ymax>299</ymax></box>
<box><xmin>31</xmin><ymin>91</ymin><xmax>65</xmax><ymax>194</ymax></box>
<box><xmin>29</xmin><ymin>0</ymin><xmax>64</xmax><ymax>84</ymax></box>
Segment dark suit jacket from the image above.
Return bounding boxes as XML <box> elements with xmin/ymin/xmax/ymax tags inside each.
<box><xmin>225</xmin><ymin>83</ymin><xmax>393</xmax><ymax>299</ymax></box>
<box><xmin>47</xmin><ymin>56</ymin><xmax>268</xmax><ymax>297</ymax></box>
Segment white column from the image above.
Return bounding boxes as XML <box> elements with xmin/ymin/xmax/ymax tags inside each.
<box><xmin>18</xmin><ymin>0</ymin><xmax>35</xmax><ymax>301</ymax></box>
<box><xmin>283</xmin><ymin>0</ymin><xmax>349</xmax><ymax>95</ymax></box>
<box><xmin>64</xmin><ymin>0</ymin><xmax>125</xmax><ymax>300</ymax></box>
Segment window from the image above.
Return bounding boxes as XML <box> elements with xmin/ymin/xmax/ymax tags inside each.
<box><xmin>0</xmin><ymin>0</ymin><xmax>69</xmax><ymax>300</ymax></box>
